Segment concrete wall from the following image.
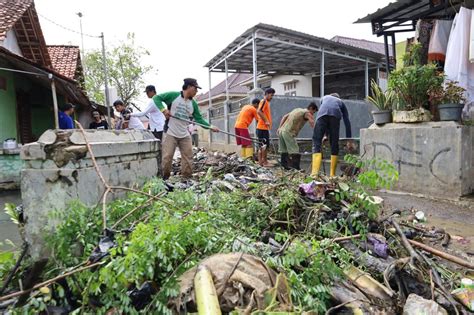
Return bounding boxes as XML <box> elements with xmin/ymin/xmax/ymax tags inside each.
<box><xmin>0</xmin><ymin>70</ymin><xmax>18</xmax><ymax>142</ymax></box>
<box><xmin>0</xmin><ymin>148</ymin><xmax>22</xmax><ymax>190</ymax></box>
<box><xmin>0</xmin><ymin>30</ymin><xmax>22</xmax><ymax>56</ymax></box>
<box><xmin>20</xmin><ymin>129</ymin><xmax>161</xmax><ymax>258</ymax></box>
<box><xmin>360</xmin><ymin>122</ymin><xmax>474</xmax><ymax>199</ymax></box>
<box><xmin>208</xmin><ymin>95</ymin><xmax>374</xmax><ymax>144</ymax></box>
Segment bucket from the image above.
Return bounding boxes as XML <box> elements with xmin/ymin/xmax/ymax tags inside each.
<box><xmin>438</xmin><ymin>103</ymin><xmax>464</xmax><ymax>121</ymax></box>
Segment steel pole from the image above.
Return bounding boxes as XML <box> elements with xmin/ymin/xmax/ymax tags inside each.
<box><xmin>365</xmin><ymin>59</ymin><xmax>369</xmax><ymax>98</ymax></box>
<box><xmin>224</xmin><ymin>59</ymin><xmax>229</xmax><ymax>144</ymax></box>
<box><xmin>252</xmin><ymin>32</ymin><xmax>258</xmax><ymax>89</ymax></box>
<box><xmin>208</xmin><ymin>70</ymin><xmax>212</xmax><ymax>145</ymax></box>
<box><xmin>320</xmin><ymin>49</ymin><xmax>325</xmax><ymax>97</ymax></box>
<box><xmin>101</xmin><ymin>32</ymin><xmax>111</xmax><ymax>126</ymax></box>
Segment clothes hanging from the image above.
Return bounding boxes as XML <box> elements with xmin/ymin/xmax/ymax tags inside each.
<box><xmin>428</xmin><ymin>20</ymin><xmax>453</xmax><ymax>62</ymax></box>
<box><xmin>445</xmin><ymin>7</ymin><xmax>474</xmax><ymax>104</ymax></box>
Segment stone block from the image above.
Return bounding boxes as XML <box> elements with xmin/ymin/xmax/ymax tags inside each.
<box><xmin>393</xmin><ymin>108</ymin><xmax>431</xmax><ymax>123</ymax></box>
<box><xmin>20</xmin><ymin>143</ymin><xmax>46</xmax><ymax>160</ymax></box>
<box><xmin>38</xmin><ymin>129</ymin><xmax>57</xmax><ymax>144</ymax></box>
<box><xmin>360</xmin><ymin>122</ymin><xmax>473</xmax><ymax>198</ymax></box>
<box><xmin>69</xmin><ymin>129</ymin><xmax>156</xmax><ymax>145</ymax></box>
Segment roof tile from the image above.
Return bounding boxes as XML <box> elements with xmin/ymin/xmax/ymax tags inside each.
<box><xmin>0</xmin><ymin>0</ymin><xmax>33</xmax><ymax>40</ymax></box>
<box><xmin>47</xmin><ymin>45</ymin><xmax>80</xmax><ymax>80</ymax></box>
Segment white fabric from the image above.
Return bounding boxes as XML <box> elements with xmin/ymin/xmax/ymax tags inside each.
<box><xmin>445</xmin><ymin>7</ymin><xmax>474</xmax><ymax>104</ymax></box>
<box><xmin>131</xmin><ymin>99</ymin><xmax>165</xmax><ymax>131</ymax></box>
<box><xmin>127</xmin><ymin>116</ymin><xmax>145</xmax><ymax>130</ymax></box>
<box><xmin>428</xmin><ymin>20</ymin><xmax>453</xmax><ymax>60</ymax></box>
<box><xmin>470</xmin><ymin>12</ymin><xmax>474</xmax><ymax>63</ymax></box>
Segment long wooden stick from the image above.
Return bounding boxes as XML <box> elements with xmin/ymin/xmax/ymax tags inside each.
<box><xmin>408</xmin><ymin>239</ymin><xmax>474</xmax><ymax>269</ymax></box>
<box><xmin>0</xmin><ymin>261</ymin><xmax>104</xmax><ymax>302</ymax></box>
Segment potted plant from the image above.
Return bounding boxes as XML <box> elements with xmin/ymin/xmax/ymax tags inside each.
<box><xmin>428</xmin><ymin>80</ymin><xmax>466</xmax><ymax>121</ymax></box>
<box><xmin>388</xmin><ymin>63</ymin><xmax>444</xmax><ymax>123</ymax></box>
<box><xmin>366</xmin><ymin>79</ymin><xmax>394</xmax><ymax>125</ymax></box>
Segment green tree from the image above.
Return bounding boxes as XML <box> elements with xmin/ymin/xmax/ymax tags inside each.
<box><xmin>84</xmin><ymin>33</ymin><xmax>153</xmax><ymax>105</ymax></box>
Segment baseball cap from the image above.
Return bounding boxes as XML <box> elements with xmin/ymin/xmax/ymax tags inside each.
<box><xmin>183</xmin><ymin>78</ymin><xmax>202</xmax><ymax>89</ymax></box>
<box><xmin>144</xmin><ymin>85</ymin><xmax>156</xmax><ymax>93</ymax></box>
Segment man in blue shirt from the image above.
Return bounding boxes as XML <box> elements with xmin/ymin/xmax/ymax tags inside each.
<box><xmin>311</xmin><ymin>93</ymin><xmax>352</xmax><ymax>177</ymax></box>
<box><xmin>58</xmin><ymin>103</ymin><xmax>75</xmax><ymax>129</ymax></box>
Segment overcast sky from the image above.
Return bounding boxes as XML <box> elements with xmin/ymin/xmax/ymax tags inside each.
<box><xmin>36</xmin><ymin>0</ymin><xmax>398</xmax><ymax>106</ymax></box>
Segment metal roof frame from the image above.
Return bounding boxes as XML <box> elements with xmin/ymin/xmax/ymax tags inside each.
<box><xmin>205</xmin><ymin>23</ymin><xmax>385</xmax><ymax>75</ymax></box>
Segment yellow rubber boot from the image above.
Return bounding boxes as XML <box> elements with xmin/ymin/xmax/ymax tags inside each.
<box><xmin>246</xmin><ymin>147</ymin><xmax>254</xmax><ymax>159</ymax></box>
<box><xmin>241</xmin><ymin>148</ymin><xmax>247</xmax><ymax>158</ymax></box>
<box><xmin>330</xmin><ymin>155</ymin><xmax>338</xmax><ymax>177</ymax></box>
<box><xmin>311</xmin><ymin>153</ymin><xmax>322</xmax><ymax>176</ymax></box>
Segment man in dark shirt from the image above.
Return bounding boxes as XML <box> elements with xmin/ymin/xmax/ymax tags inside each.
<box><xmin>89</xmin><ymin>111</ymin><xmax>109</xmax><ymax>129</ymax></box>
<box><xmin>311</xmin><ymin>93</ymin><xmax>352</xmax><ymax>177</ymax></box>
<box><xmin>58</xmin><ymin>103</ymin><xmax>75</xmax><ymax>129</ymax></box>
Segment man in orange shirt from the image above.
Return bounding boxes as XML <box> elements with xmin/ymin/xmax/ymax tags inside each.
<box><xmin>257</xmin><ymin>88</ymin><xmax>275</xmax><ymax>166</ymax></box>
<box><xmin>234</xmin><ymin>98</ymin><xmax>260</xmax><ymax>159</ymax></box>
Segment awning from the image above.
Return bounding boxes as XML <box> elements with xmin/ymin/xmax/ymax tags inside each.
<box><xmin>0</xmin><ymin>46</ymin><xmax>90</xmax><ymax>106</ymax></box>
<box><xmin>355</xmin><ymin>0</ymin><xmax>462</xmax><ymax>35</ymax></box>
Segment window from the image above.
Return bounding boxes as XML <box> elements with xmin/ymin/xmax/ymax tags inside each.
<box><xmin>283</xmin><ymin>81</ymin><xmax>297</xmax><ymax>96</ymax></box>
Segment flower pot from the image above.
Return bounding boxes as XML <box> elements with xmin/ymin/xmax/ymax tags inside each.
<box><xmin>371</xmin><ymin>110</ymin><xmax>392</xmax><ymax>125</ymax></box>
<box><xmin>438</xmin><ymin>103</ymin><xmax>464</xmax><ymax>121</ymax></box>
<box><xmin>393</xmin><ymin>108</ymin><xmax>432</xmax><ymax>123</ymax></box>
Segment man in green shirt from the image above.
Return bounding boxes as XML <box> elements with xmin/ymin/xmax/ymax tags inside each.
<box><xmin>277</xmin><ymin>102</ymin><xmax>317</xmax><ymax>170</ymax></box>
<box><xmin>153</xmin><ymin>78</ymin><xmax>219</xmax><ymax>179</ymax></box>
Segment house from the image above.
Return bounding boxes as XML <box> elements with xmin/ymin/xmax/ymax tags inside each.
<box><xmin>0</xmin><ymin>0</ymin><xmax>91</xmax><ymax>144</ymax></box>
<box><xmin>196</xmin><ymin>72</ymin><xmax>251</xmax><ymax>108</ymax></box>
<box><xmin>0</xmin><ymin>0</ymin><xmax>91</xmax><ymax>190</ymax></box>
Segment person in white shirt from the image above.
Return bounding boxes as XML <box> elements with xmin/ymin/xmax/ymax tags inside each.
<box><xmin>131</xmin><ymin>85</ymin><xmax>165</xmax><ymax>140</ymax></box>
<box><xmin>113</xmin><ymin>100</ymin><xmax>145</xmax><ymax>130</ymax></box>
<box><xmin>188</xmin><ymin>122</ymin><xmax>199</xmax><ymax>147</ymax></box>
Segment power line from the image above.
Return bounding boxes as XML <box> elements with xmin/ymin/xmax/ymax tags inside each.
<box><xmin>37</xmin><ymin>12</ymin><xmax>101</xmax><ymax>39</ymax></box>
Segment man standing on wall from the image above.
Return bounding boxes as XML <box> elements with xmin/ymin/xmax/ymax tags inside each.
<box><xmin>277</xmin><ymin>102</ymin><xmax>317</xmax><ymax>170</ymax></box>
<box><xmin>311</xmin><ymin>93</ymin><xmax>352</xmax><ymax>177</ymax></box>
<box><xmin>256</xmin><ymin>88</ymin><xmax>275</xmax><ymax>166</ymax></box>
<box><xmin>130</xmin><ymin>85</ymin><xmax>165</xmax><ymax>140</ymax></box>
<box><xmin>58</xmin><ymin>103</ymin><xmax>75</xmax><ymax>129</ymax></box>
<box><xmin>234</xmin><ymin>98</ymin><xmax>260</xmax><ymax>159</ymax></box>
<box><xmin>152</xmin><ymin>78</ymin><xmax>219</xmax><ymax>179</ymax></box>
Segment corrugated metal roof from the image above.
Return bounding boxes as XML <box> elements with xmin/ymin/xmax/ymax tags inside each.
<box><xmin>355</xmin><ymin>0</ymin><xmax>462</xmax><ymax>24</ymax></box>
<box><xmin>205</xmin><ymin>23</ymin><xmax>386</xmax><ymax>76</ymax></box>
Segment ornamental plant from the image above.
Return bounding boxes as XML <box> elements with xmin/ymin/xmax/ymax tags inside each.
<box><xmin>388</xmin><ymin>64</ymin><xmax>443</xmax><ymax>111</ymax></box>
<box><xmin>428</xmin><ymin>80</ymin><xmax>467</xmax><ymax>106</ymax></box>
<box><xmin>366</xmin><ymin>79</ymin><xmax>395</xmax><ymax>111</ymax></box>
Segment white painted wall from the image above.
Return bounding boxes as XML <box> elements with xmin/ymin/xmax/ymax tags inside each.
<box><xmin>271</xmin><ymin>75</ymin><xmax>313</xmax><ymax>97</ymax></box>
<box><xmin>0</xmin><ymin>30</ymin><xmax>22</xmax><ymax>56</ymax></box>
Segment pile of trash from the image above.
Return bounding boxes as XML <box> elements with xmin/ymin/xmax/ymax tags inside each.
<box><xmin>0</xmin><ymin>148</ymin><xmax>473</xmax><ymax>314</ymax></box>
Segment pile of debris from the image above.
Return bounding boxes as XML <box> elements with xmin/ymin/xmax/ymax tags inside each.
<box><xmin>0</xmin><ymin>148</ymin><xmax>473</xmax><ymax>314</ymax></box>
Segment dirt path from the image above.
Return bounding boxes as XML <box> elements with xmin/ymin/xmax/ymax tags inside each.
<box><xmin>379</xmin><ymin>191</ymin><xmax>474</xmax><ymax>253</ymax></box>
